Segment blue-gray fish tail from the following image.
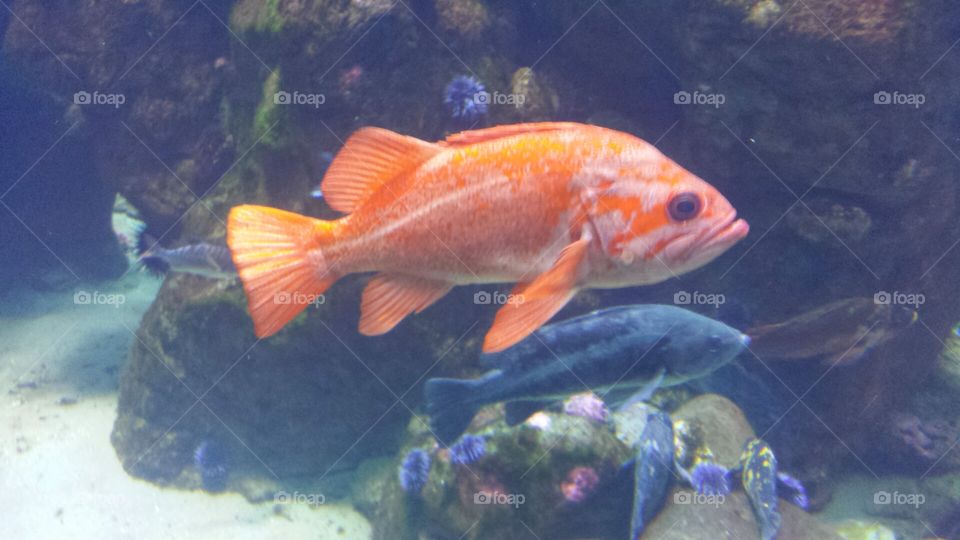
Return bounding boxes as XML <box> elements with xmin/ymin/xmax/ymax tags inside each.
<box><xmin>424</xmin><ymin>378</ymin><xmax>483</xmax><ymax>445</ymax></box>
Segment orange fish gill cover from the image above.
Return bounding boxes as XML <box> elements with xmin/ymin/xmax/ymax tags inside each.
<box><xmin>226</xmin><ymin>122</ymin><xmax>749</xmax><ymax>352</ymax></box>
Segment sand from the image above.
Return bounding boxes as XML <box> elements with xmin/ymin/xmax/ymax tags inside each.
<box><xmin>0</xmin><ymin>272</ymin><xmax>372</xmax><ymax>540</ymax></box>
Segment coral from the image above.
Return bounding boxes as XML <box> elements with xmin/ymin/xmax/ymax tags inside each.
<box><xmin>399</xmin><ymin>449</ymin><xmax>431</xmax><ymax>495</ymax></box>
<box><xmin>560</xmin><ymin>466</ymin><xmax>600</xmax><ymax>504</ymax></box>
<box><xmin>781</xmin><ymin>0</ymin><xmax>909</xmax><ymax>43</ymax></box>
<box><xmin>449</xmin><ymin>435</ymin><xmax>486</xmax><ymax>466</ymax></box>
<box><xmin>444</xmin><ymin>75</ymin><xmax>488</xmax><ymax>124</ymax></box>
<box><xmin>562</xmin><ymin>392</ymin><xmax>609</xmax><ymax>423</ymax></box>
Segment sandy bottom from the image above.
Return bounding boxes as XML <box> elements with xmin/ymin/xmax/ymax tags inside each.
<box><xmin>0</xmin><ymin>272</ymin><xmax>372</xmax><ymax>540</ymax></box>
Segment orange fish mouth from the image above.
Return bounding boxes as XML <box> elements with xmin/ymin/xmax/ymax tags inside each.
<box><xmin>662</xmin><ymin>211</ymin><xmax>749</xmax><ymax>263</ymax></box>
<box><xmin>698</xmin><ymin>211</ymin><xmax>749</xmax><ymax>250</ymax></box>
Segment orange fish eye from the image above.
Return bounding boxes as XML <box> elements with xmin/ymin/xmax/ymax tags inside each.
<box><xmin>667</xmin><ymin>192</ymin><xmax>702</xmax><ymax>222</ymax></box>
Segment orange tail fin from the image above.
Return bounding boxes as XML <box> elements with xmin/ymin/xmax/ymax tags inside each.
<box><xmin>227</xmin><ymin>205</ymin><xmax>341</xmax><ymax>338</ymax></box>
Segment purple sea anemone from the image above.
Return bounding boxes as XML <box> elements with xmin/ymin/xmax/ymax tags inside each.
<box><xmin>449</xmin><ymin>435</ymin><xmax>486</xmax><ymax>465</ymax></box>
<box><xmin>563</xmin><ymin>393</ymin><xmax>609</xmax><ymax>423</ymax></box>
<box><xmin>690</xmin><ymin>461</ymin><xmax>731</xmax><ymax>497</ymax></box>
<box><xmin>777</xmin><ymin>472</ymin><xmax>809</xmax><ymax>509</ymax></box>
<box><xmin>561</xmin><ymin>466</ymin><xmax>600</xmax><ymax>503</ymax></box>
<box><xmin>399</xmin><ymin>449</ymin><xmax>431</xmax><ymax>494</ymax></box>
<box><xmin>443</xmin><ymin>75</ymin><xmax>487</xmax><ymax>123</ymax></box>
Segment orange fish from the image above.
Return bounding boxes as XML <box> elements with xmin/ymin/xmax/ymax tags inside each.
<box><xmin>227</xmin><ymin>122</ymin><xmax>748</xmax><ymax>352</ymax></box>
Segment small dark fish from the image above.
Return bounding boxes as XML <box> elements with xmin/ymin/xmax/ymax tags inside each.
<box><xmin>425</xmin><ymin>305</ymin><xmax>749</xmax><ymax>444</ymax></box>
<box><xmin>628</xmin><ymin>410</ymin><xmax>674</xmax><ymax>540</ymax></box>
<box><xmin>739</xmin><ymin>439</ymin><xmax>780</xmax><ymax>540</ymax></box>
<box><xmin>747</xmin><ymin>297</ymin><xmax>916</xmax><ymax>366</ymax></box>
<box><xmin>138</xmin><ymin>235</ymin><xmax>236</xmax><ymax>279</ymax></box>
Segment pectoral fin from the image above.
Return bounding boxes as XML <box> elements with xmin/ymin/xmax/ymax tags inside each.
<box><xmin>482</xmin><ymin>237</ymin><xmax>590</xmax><ymax>353</ymax></box>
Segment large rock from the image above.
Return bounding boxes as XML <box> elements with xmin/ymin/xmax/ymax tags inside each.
<box><xmin>3</xmin><ymin>0</ymin><xmax>236</xmax><ymax>234</ymax></box>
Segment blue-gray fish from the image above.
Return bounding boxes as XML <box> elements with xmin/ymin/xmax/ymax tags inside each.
<box><xmin>629</xmin><ymin>409</ymin><xmax>674</xmax><ymax>540</ymax></box>
<box><xmin>139</xmin><ymin>236</ymin><xmax>236</xmax><ymax>279</ymax></box>
<box><xmin>424</xmin><ymin>304</ymin><xmax>749</xmax><ymax>444</ymax></box>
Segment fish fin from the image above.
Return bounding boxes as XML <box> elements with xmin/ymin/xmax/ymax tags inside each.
<box><xmin>482</xmin><ymin>237</ymin><xmax>589</xmax><ymax>353</ymax></box>
<box><xmin>227</xmin><ymin>205</ymin><xmax>340</xmax><ymax>338</ymax></box>
<box><xmin>321</xmin><ymin>127</ymin><xmax>443</xmax><ymax>213</ymax></box>
<box><xmin>358</xmin><ymin>274</ymin><xmax>453</xmax><ymax>335</ymax></box>
<box><xmin>424</xmin><ymin>378</ymin><xmax>483</xmax><ymax>445</ymax></box>
<box><xmin>612</xmin><ymin>368</ymin><xmax>665</xmax><ymax>412</ymax></box>
<box><xmin>821</xmin><ymin>342</ymin><xmax>871</xmax><ymax>366</ymax></box>
<box><xmin>504</xmin><ymin>400</ymin><xmax>550</xmax><ymax>426</ymax></box>
<box><xmin>441</xmin><ymin>122</ymin><xmax>588</xmax><ymax>146</ymax></box>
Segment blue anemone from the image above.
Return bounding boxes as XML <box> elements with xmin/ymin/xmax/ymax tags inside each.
<box><xmin>443</xmin><ymin>75</ymin><xmax>488</xmax><ymax>123</ymax></box>
<box><xmin>449</xmin><ymin>434</ymin><xmax>486</xmax><ymax>465</ymax></box>
<box><xmin>399</xmin><ymin>449</ymin><xmax>431</xmax><ymax>494</ymax></box>
<box><xmin>690</xmin><ymin>461</ymin><xmax>731</xmax><ymax>497</ymax></box>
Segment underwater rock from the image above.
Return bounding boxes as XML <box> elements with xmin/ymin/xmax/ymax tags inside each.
<box><xmin>784</xmin><ymin>198</ymin><xmax>873</xmax><ymax>246</ymax></box>
<box><xmin>508</xmin><ymin>67</ymin><xmax>559</xmax><ymax>122</ymax></box>
<box><xmin>935</xmin><ymin>329</ymin><xmax>960</xmax><ymax>392</ymax></box>
<box><xmin>368</xmin><ymin>411</ymin><xmax>631</xmax><ymax>540</ymax></box>
<box><xmin>111</xmin><ymin>274</ymin><xmax>486</xmax><ymax>484</ymax></box>
<box><xmin>831</xmin><ymin>519</ymin><xmax>898</xmax><ymax>540</ymax></box>
<box><xmin>671</xmin><ymin>394</ymin><xmax>754</xmax><ymax>468</ymax></box>
<box><xmin>643</xmin><ymin>491</ymin><xmax>841</xmax><ymax>540</ymax></box>
<box><xmin>366</xmin><ymin>393</ymin><xmax>841</xmax><ymax>539</ymax></box>
<box><xmin>434</xmin><ymin>0</ymin><xmax>491</xmax><ymax>40</ymax></box>
<box><xmin>3</xmin><ymin>1</ymin><xmax>236</xmax><ymax>234</ymax></box>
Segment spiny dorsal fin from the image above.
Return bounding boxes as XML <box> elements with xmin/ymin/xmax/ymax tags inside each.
<box><xmin>441</xmin><ymin>122</ymin><xmax>589</xmax><ymax>147</ymax></box>
<box><xmin>321</xmin><ymin>127</ymin><xmax>443</xmax><ymax>213</ymax></box>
